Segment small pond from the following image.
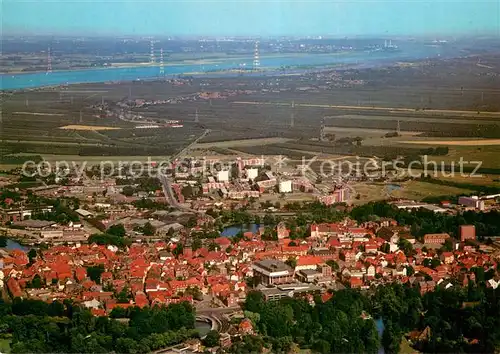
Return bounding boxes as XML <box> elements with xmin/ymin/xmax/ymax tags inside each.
<box><xmin>195</xmin><ymin>320</ymin><xmax>212</xmax><ymax>337</ymax></box>
<box><xmin>2</xmin><ymin>238</ymin><xmax>29</xmax><ymax>251</ymax></box>
<box><xmin>221</xmin><ymin>224</ymin><xmax>261</xmax><ymax>237</ymax></box>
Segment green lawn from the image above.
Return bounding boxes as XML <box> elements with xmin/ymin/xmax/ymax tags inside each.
<box><xmin>0</xmin><ymin>337</ymin><xmax>12</xmax><ymax>354</ymax></box>
<box><xmin>399</xmin><ymin>337</ymin><xmax>419</xmax><ymax>354</ymax></box>
<box><xmin>390</xmin><ymin>180</ymin><xmax>474</xmax><ymax>201</ymax></box>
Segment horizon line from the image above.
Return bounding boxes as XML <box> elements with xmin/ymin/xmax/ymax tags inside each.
<box><xmin>3</xmin><ymin>32</ymin><xmax>500</xmax><ymax>39</ymax></box>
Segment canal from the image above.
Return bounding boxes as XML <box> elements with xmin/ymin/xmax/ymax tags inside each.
<box><xmin>376</xmin><ymin>318</ymin><xmax>385</xmax><ymax>354</ymax></box>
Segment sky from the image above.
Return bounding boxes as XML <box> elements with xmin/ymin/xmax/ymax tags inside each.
<box><xmin>3</xmin><ymin>0</ymin><xmax>500</xmax><ymax>37</ymax></box>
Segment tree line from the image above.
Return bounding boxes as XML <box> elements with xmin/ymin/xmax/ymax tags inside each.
<box><xmin>351</xmin><ymin>201</ymin><xmax>500</xmax><ymax>240</ymax></box>
<box><xmin>371</xmin><ymin>283</ymin><xmax>500</xmax><ymax>353</ymax></box>
<box><xmin>237</xmin><ymin>289</ymin><xmax>379</xmax><ymax>354</ymax></box>
<box><xmin>238</xmin><ymin>283</ymin><xmax>500</xmax><ymax>353</ymax></box>
<box><xmin>0</xmin><ymin>298</ymin><xmax>198</xmax><ymax>353</ymax></box>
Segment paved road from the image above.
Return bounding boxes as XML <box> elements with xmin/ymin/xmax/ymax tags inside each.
<box><xmin>152</xmin><ymin>307</ymin><xmax>239</xmax><ymax>353</ymax></box>
<box><xmin>158</xmin><ymin>129</ymin><xmax>211</xmax><ymax>212</ymax></box>
<box><xmin>196</xmin><ymin>305</ymin><xmax>241</xmax><ymax>316</ymax></box>
<box><xmin>158</xmin><ymin>173</ymin><xmax>180</xmax><ymax>208</ymax></box>
<box><xmin>173</xmin><ymin>128</ymin><xmax>211</xmax><ymax>160</ymax></box>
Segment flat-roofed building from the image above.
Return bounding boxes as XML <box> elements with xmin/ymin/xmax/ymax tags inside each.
<box><xmin>245</xmin><ymin>168</ymin><xmax>258</xmax><ymax>180</ymax></box>
<box><xmin>252</xmin><ymin>259</ymin><xmax>293</xmax><ymax>285</ymax></box>
<box><xmin>458</xmin><ymin>196</ymin><xmax>485</xmax><ymax>211</ymax></box>
<box><xmin>217</xmin><ymin>170</ymin><xmax>230</xmax><ymax>183</ymax></box>
<box><xmin>1</xmin><ymin>206</ymin><xmax>53</xmax><ymax>223</ymax></box>
<box><xmin>40</xmin><ymin>230</ymin><xmax>64</xmax><ymax>239</ymax></box>
<box><xmin>259</xmin><ymin>283</ymin><xmax>323</xmax><ymax>301</ymax></box>
<box><xmin>296</xmin><ymin>265</ymin><xmax>331</xmax><ymax>283</ymax></box>
<box><xmin>279</xmin><ymin>180</ymin><xmax>292</xmax><ymax>193</ymax></box>
<box><xmin>296</xmin><ymin>269</ymin><xmax>320</xmax><ymax>283</ymax></box>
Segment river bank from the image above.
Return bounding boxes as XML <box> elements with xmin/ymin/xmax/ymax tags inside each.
<box><xmin>0</xmin><ymin>52</ymin><xmax>354</xmax><ymax>75</ymax></box>
<box><xmin>1</xmin><ymin>43</ymin><xmax>461</xmax><ymax>90</ymax></box>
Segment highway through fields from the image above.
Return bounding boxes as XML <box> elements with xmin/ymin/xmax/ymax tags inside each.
<box><xmin>158</xmin><ymin>129</ymin><xmax>211</xmax><ymax>212</ymax></box>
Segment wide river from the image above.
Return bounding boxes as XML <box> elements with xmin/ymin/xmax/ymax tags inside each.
<box><xmin>1</xmin><ymin>43</ymin><xmax>465</xmax><ymax>90</ymax></box>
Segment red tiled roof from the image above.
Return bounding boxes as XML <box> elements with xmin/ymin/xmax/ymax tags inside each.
<box><xmin>75</xmin><ymin>267</ymin><xmax>87</xmax><ymax>282</ymax></box>
<box><xmin>81</xmin><ymin>280</ymin><xmax>96</xmax><ymax>289</ymax></box>
<box><xmin>106</xmin><ymin>302</ymin><xmax>133</xmax><ymax>311</ymax></box>
<box><xmin>350</xmin><ymin>278</ymin><xmax>363</xmax><ymax>287</ymax></box>
<box><xmin>134</xmin><ymin>292</ymin><xmax>149</xmax><ymax>308</ymax></box>
<box><xmin>7</xmin><ymin>278</ymin><xmax>23</xmax><ymax>298</ymax></box>
<box><xmin>296</xmin><ymin>255</ymin><xmax>323</xmax><ymax>266</ymax></box>
<box><xmin>91</xmin><ymin>308</ymin><xmax>106</xmax><ymax>317</ymax></box>
<box><xmin>321</xmin><ymin>292</ymin><xmax>333</xmax><ymax>302</ymax></box>
<box><xmin>215</xmin><ymin>237</ymin><xmax>231</xmax><ymax>246</ymax></box>
<box><xmin>349</xmin><ymin>227</ymin><xmax>370</xmax><ymax>235</ymax></box>
<box><xmin>312</xmin><ymin>223</ymin><xmax>344</xmax><ymax>234</ymax></box>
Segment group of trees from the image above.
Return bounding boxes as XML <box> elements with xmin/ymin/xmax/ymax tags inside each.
<box><xmin>86</xmin><ymin>265</ymin><xmax>105</xmax><ymax>284</ymax></box>
<box><xmin>217</xmin><ymin>209</ymin><xmax>256</xmax><ymax>226</ymax></box>
<box><xmin>132</xmin><ymin>198</ymin><xmax>172</xmax><ymax>210</ymax></box>
<box><xmin>15</xmin><ymin>195</ymin><xmax>81</xmax><ymax>225</ymax></box>
<box><xmin>285</xmin><ymin>201</ymin><xmax>347</xmax><ymax>224</ymax></box>
<box><xmin>0</xmin><ymin>190</ymin><xmax>22</xmax><ymax>207</ymax></box>
<box><xmin>351</xmin><ymin>201</ymin><xmax>500</xmax><ymax>240</ymax></box>
<box><xmin>334</xmin><ymin>136</ymin><xmax>363</xmax><ymax>147</ymax></box>
<box><xmin>0</xmin><ymin>155</ymin><xmax>42</xmax><ymax>165</ymax></box>
<box><xmin>0</xmin><ymin>298</ymin><xmax>198</xmax><ymax>353</ymax></box>
<box><xmin>240</xmin><ymin>283</ymin><xmax>500</xmax><ymax>354</ymax></box>
<box><xmin>3</xmin><ymin>285</ymin><xmax>500</xmax><ymax>353</ymax></box>
<box><xmin>199</xmin><ymin>201</ymin><xmax>347</xmax><ymax>244</ymax></box>
<box><xmin>181</xmin><ymin>185</ymin><xmax>201</xmax><ymax>199</ymax></box>
<box><xmin>31</xmin><ymin>202</ymin><xmax>80</xmax><ymax>225</ymax></box>
<box><xmin>420</xmin><ymin>146</ymin><xmax>449</xmax><ymax>156</ymax></box>
<box><xmin>87</xmin><ymin>233</ymin><xmax>131</xmax><ymax>247</ymax></box>
<box><xmin>240</xmin><ymin>290</ymin><xmax>379</xmax><ymax>354</ymax></box>
<box><xmin>0</xmin><ymin>235</ymin><xmax>8</xmax><ymax>247</ymax></box>
<box><xmin>121</xmin><ymin>185</ymin><xmax>136</xmax><ymax>197</ymax></box>
<box><xmin>115</xmin><ymin>177</ymin><xmax>161</xmax><ymax>192</ymax></box>
<box><xmin>372</xmin><ymin>283</ymin><xmax>500</xmax><ymax>353</ymax></box>
<box><xmin>202</xmin><ymin>330</ymin><xmax>220</xmax><ymax>347</ymax></box>
<box><xmin>25</xmin><ymin>274</ymin><xmax>46</xmax><ymax>289</ymax></box>
<box><xmin>419</xmin><ymin>175</ymin><xmax>500</xmax><ymax>196</ymax></box>
<box><xmin>133</xmin><ymin>222</ymin><xmax>156</xmax><ymax>236</ymax></box>
<box><xmin>87</xmin><ymin>222</ymin><xmax>131</xmax><ymax>248</ymax></box>
<box><xmin>85</xmin><ymin>222</ymin><xmax>136</xmax><ymax>247</ymax></box>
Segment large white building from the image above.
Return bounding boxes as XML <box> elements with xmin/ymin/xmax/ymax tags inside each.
<box><xmin>279</xmin><ymin>180</ymin><xmax>292</xmax><ymax>193</ymax></box>
<box><xmin>252</xmin><ymin>260</ymin><xmax>294</xmax><ymax>285</ymax></box>
<box><xmin>458</xmin><ymin>196</ymin><xmax>485</xmax><ymax>210</ymax></box>
<box><xmin>217</xmin><ymin>170</ymin><xmax>230</xmax><ymax>182</ymax></box>
<box><xmin>246</xmin><ymin>168</ymin><xmax>258</xmax><ymax>180</ymax></box>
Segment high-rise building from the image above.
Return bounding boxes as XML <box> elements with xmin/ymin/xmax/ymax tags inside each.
<box><xmin>459</xmin><ymin>225</ymin><xmax>476</xmax><ymax>242</ymax></box>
